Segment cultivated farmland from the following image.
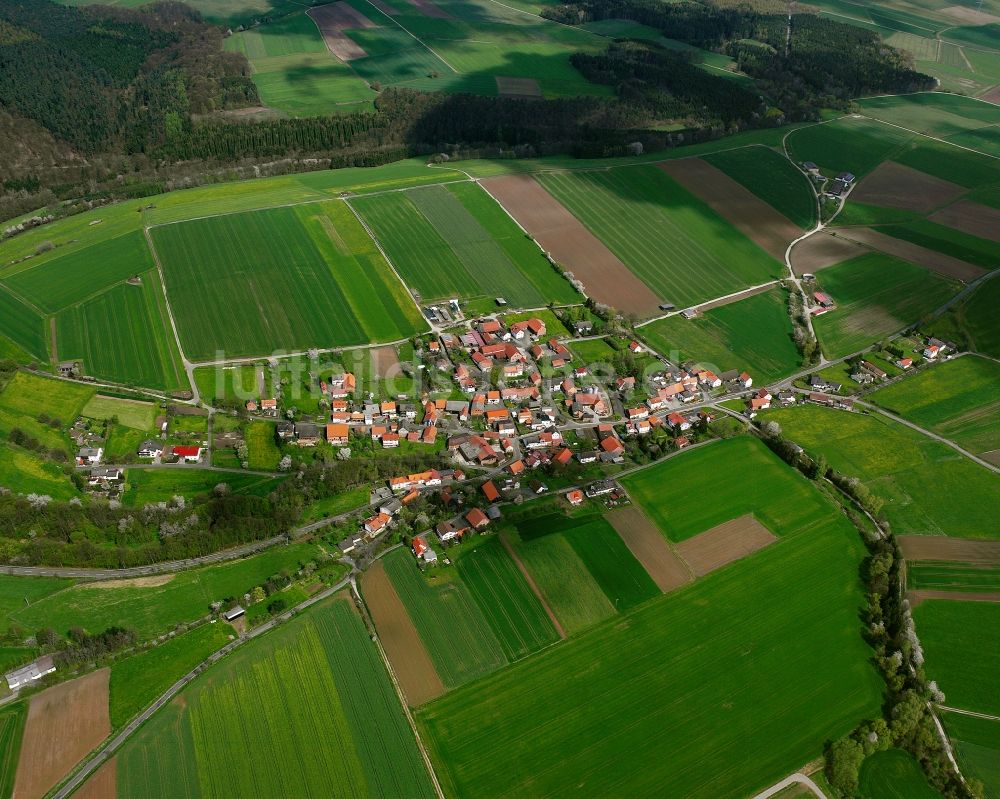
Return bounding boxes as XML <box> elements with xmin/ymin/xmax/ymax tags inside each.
<box><xmin>639</xmin><ymin>287</ymin><xmax>801</xmax><ymax>382</ymax></box>
<box><xmin>810</xmin><ymin>252</ymin><xmax>959</xmax><ymax>358</ymax></box>
<box><xmin>536</xmin><ymin>166</ymin><xmax>783</xmax><ymax>308</ymax></box>
<box><xmin>0</xmin><ymin>287</ymin><xmax>46</xmax><ymax>361</ymax></box>
<box><xmin>926</xmin><ymin>273</ymin><xmax>1000</xmax><ymax>359</ymax></box>
<box><xmin>150</xmin><ymin>201</ymin><xmax>425</xmax><ymax>360</ymax></box>
<box><xmin>857</xmin><ymin>749</ymin><xmax>944</xmax><ymax>799</ymax></box>
<box><xmin>786</xmin><ymin>116</ymin><xmax>915</xmax><ymax>177</ymax></box>
<box><xmin>907</xmin><ymin>562</ymin><xmax>1000</xmax><ymax>593</ymax></box>
<box><xmin>417</xmin><ymin>510</ymin><xmax>882</xmax><ymax>799</ymax></box>
<box><xmin>942</xmin><ymin>713</ymin><xmax>1000</xmax><ymax>799</ymax></box>
<box><xmin>0</xmin><ymin>702</ymin><xmax>25</xmax><ymax>799</ymax></box>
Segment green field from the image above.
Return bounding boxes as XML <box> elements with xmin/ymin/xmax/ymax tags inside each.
<box><xmin>943</xmin><ymin>712</ymin><xmax>1000</xmax><ymax>799</ymax></box>
<box><xmin>915</xmin><ymin>599</ymin><xmax>1000</xmax><ymax>716</ymax></box>
<box><xmin>536</xmin><ymin>166</ymin><xmax>782</xmax><ymax>307</ymax></box>
<box><xmin>908</xmin><ymin>562</ymin><xmax>1000</xmax><ymax>592</ymax></box>
<box><xmin>0</xmin><ymin>574</ymin><xmax>73</xmax><ymax>633</ymax></box>
<box><xmin>787</xmin><ymin>116</ymin><xmax>915</xmax><ymax>177</ymax></box>
<box><xmin>56</xmin><ymin>271</ymin><xmax>187</xmax><ymax>390</ymax></box>
<box><xmin>81</xmin><ymin>394</ymin><xmax>158</xmax><ymax>430</ymax></box>
<box><xmin>927</xmin><ymin>273</ymin><xmax>1000</xmax><ymax>359</ymax></box>
<box><xmin>703</xmin><ymin>146</ymin><xmax>817</xmax><ymax>229</ymax></box>
<box><xmin>764</xmin><ymin>404</ymin><xmax>1000</xmax><ymax>540</ymax></box>
<box><xmin>857</xmin><ymin>749</ymin><xmax>943</xmax><ymax>799</ymax></box>
<box><xmin>455</xmin><ymin>537</ymin><xmax>559</xmax><ymax>661</ymax></box>
<box><xmin>115</xmin><ymin>598</ymin><xmax>435</xmax><ymax>799</ymax></box>
<box><xmin>858</xmin><ymin>93</ymin><xmax>1000</xmax><ymax>142</ymax></box>
<box><xmin>811</xmin><ymin>253</ymin><xmax>959</xmax><ymax>359</ymax></box>
<box><xmin>417</xmin><ymin>506</ymin><xmax>881</xmax><ymax>799</ymax></box>
<box><xmin>879</xmin><ymin>222</ymin><xmax>1000</xmax><ymax>272</ymax></box>
<box><xmin>623</xmin><ymin>437</ymin><xmax>828</xmax><ymax>543</ymax></box>
<box><xmin>639</xmin><ymin>287</ymin><xmax>801</xmax><ymax>382</ymax></box>
<box><xmin>11</xmin><ymin>543</ymin><xmax>319</xmax><ymax>641</ymax></box>
<box><xmin>110</xmin><ymin>621</ymin><xmax>234</xmax><ymax>728</ymax></box>
<box><xmin>151</xmin><ymin>201</ymin><xmax>425</xmax><ymax>361</ymax></box>
<box><xmin>353</xmin><ymin>182</ymin><xmax>578</xmax><ymax>308</ymax></box>
<box><xmin>870</xmin><ymin>356</ymin><xmax>1000</xmax><ymax>456</ymax></box>
<box><xmin>123</xmin><ymin>469</ymin><xmax>283</xmax><ymax>506</ymax></box>
<box><xmin>0</xmin><ymin>369</ymin><xmax>95</xmax><ymax>425</ymax></box>
<box><xmin>0</xmin><ymin>231</ymin><xmax>155</xmax><ymax>314</ymax></box>
<box><xmin>0</xmin><ymin>286</ymin><xmax>47</xmax><ymax>361</ymax></box>
<box><xmin>381</xmin><ymin>548</ymin><xmax>507</xmax><ymax>687</ymax></box>
<box><xmin>245</xmin><ymin>421</ymin><xmax>281</xmax><ymax>470</ymax></box>
<box><xmin>0</xmin><ymin>702</ymin><xmax>26</xmax><ymax>799</ymax></box>
<box><xmin>892</xmin><ymin>139</ymin><xmax>1000</xmax><ymax>190</ymax></box>
<box><xmin>568</xmin><ymin>337</ymin><xmax>616</xmax><ymax>364</ymax></box>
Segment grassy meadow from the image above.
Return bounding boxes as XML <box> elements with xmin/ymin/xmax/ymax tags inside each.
<box><xmin>123</xmin><ymin>469</ymin><xmax>283</xmax><ymax>506</ymax></box>
<box><xmin>787</xmin><ymin>116</ymin><xmax>915</xmax><ymax>177</ymax></box>
<box><xmin>927</xmin><ymin>273</ymin><xmax>1000</xmax><ymax>360</ymax></box>
<box><xmin>639</xmin><ymin>287</ymin><xmax>801</xmax><ymax>382</ymax></box>
<box><xmin>536</xmin><ymin>166</ymin><xmax>782</xmax><ymax>307</ymax></box>
<box><xmin>81</xmin><ymin>394</ymin><xmax>158</xmax><ymax>430</ymax></box>
<box><xmin>857</xmin><ymin>749</ymin><xmax>944</xmax><ymax>799</ymax></box>
<box><xmin>942</xmin><ymin>712</ymin><xmax>1000</xmax><ymax>799</ymax></box>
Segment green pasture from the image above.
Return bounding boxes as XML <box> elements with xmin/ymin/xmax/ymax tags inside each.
<box><xmin>764</xmin><ymin>404</ymin><xmax>1000</xmax><ymax>540</ymax></box>
<box><xmin>925</xmin><ymin>273</ymin><xmax>1000</xmax><ymax>359</ymax></box>
<box><xmin>151</xmin><ymin>200</ymin><xmax>425</xmax><ymax>360</ymax></box>
<box><xmin>907</xmin><ymin>562</ymin><xmax>1000</xmax><ymax>592</ymax></box>
<box><xmin>81</xmin><ymin>394</ymin><xmax>157</xmax><ymax>430</ymax></box>
<box><xmin>381</xmin><ymin>547</ymin><xmax>507</xmax><ymax>687</ymax></box>
<box><xmin>417</xmin><ymin>509</ymin><xmax>881</xmax><ymax>799</ymax></box>
<box><xmin>11</xmin><ymin>543</ymin><xmax>319</xmax><ymax>641</ymax></box>
<box><xmin>569</xmin><ymin>337</ymin><xmax>616</xmax><ymax>364</ymax></box>
<box><xmin>455</xmin><ymin>537</ymin><xmax>559</xmax><ymax>661</ymax></box>
<box><xmin>0</xmin><ymin>441</ymin><xmax>77</xmax><ymax>498</ymax></box>
<box><xmin>56</xmin><ymin>272</ymin><xmax>187</xmax><ymax>391</ymax></box>
<box><xmin>858</xmin><ymin>93</ymin><xmax>1000</xmax><ymax>140</ymax></box>
<box><xmin>811</xmin><ymin>252</ymin><xmax>959</xmax><ymax>359</ymax></box>
<box><xmin>857</xmin><ymin>749</ymin><xmax>943</xmax><ymax>799</ymax></box>
<box><xmin>123</xmin><ymin>469</ymin><xmax>283</xmax><ymax>506</ymax></box>
<box><xmin>786</xmin><ymin>116</ymin><xmax>914</xmax><ymax>177</ymax></box>
<box><xmin>0</xmin><ymin>369</ymin><xmax>94</xmax><ymax>424</ymax></box>
<box><xmin>878</xmin><ymin>221</ymin><xmax>1000</xmax><ymax>271</ymax></box>
<box><xmin>870</xmin><ymin>355</ymin><xmax>1000</xmax><ymax>456</ymax></box>
<box><xmin>943</xmin><ymin>713</ymin><xmax>1000</xmax><ymax>799</ymax></box>
<box><xmin>0</xmin><ymin>573</ymin><xmax>73</xmax><ymax>633</ymax></box>
<box><xmin>245</xmin><ymin>421</ymin><xmax>281</xmax><ymax>470</ymax></box>
<box><xmin>893</xmin><ymin>139</ymin><xmax>1000</xmax><ymax>189</ymax></box>
<box><xmin>0</xmin><ymin>287</ymin><xmax>47</xmax><ymax>361</ymax></box>
<box><xmin>536</xmin><ymin>166</ymin><xmax>782</xmax><ymax>307</ymax></box>
<box><xmin>623</xmin><ymin>437</ymin><xmax>827</xmax><ymax>543</ymax></box>
<box><xmin>194</xmin><ymin>363</ymin><xmax>261</xmax><ymax>404</ymax></box>
<box><xmin>914</xmin><ymin>599</ymin><xmax>1000</xmax><ymax>716</ymax></box>
<box><xmin>703</xmin><ymin>146</ymin><xmax>817</xmax><ymax>228</ymax></box>
<box><xmin>639</xmin><ymin>287</ymin><xmax>800</xmax><ymax>382</ymax></box>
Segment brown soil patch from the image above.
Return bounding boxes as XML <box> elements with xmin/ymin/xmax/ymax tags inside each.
<box><xmin>49</xmin><ymin>318</ymin><xmax>58</xmax><ymax>363</ymax></box>
<box><xmin>73</xmin><ymin>757</ymin><xmax>116</xmax><ymax>799</ymax></box>
<box><xmin>981</xmin><ymin>449</ymin><xmax>1000</xmax><ymax>467</ymax></box>
<box><xmin>496</xmin><ymin>76</ymin><xmax>542</xmax><ymax>99</ymax></box>
<box><xmin>930</xmin><ymin>199</ymin><xmax>1000</xmax><ymax>244</ymax></box>
<box><xmin>981</xmin><ymin>87</ymin><xmax>1000</xmax><ymax>105</ymax></box>
<box><xmin>696</xmin><ymin>281</ymin><xmax>777</xmax><ymax>312</ymax></box>
<box><xmin>82</xmin><ymin>575</ymin><xmax>174</xmax><ymax>589</ymax></box>
<box><xmin>851</xmin><ymin>161</ymin><xmax>966</xmax><ymax>213</ymax></box>
<box><xmin>13</xmin><ymin>669</ymin><xmax>111</xmax><ymax>799</ymax></box>
<box><xmin>369</xmin><ymin>345</ymin><xmax>401</xmax><ymax>379</ymax></box>
<box><xmin>836</xmin><ymin>227</ymin><xmax>985</xmax><ymax>283</ymax></box>
<box><xmin>361</xmin><ymin>559</ymin><xmax>445</xmax><ymax>706</ymax></box>
<box><xmin>408</xmin><ymin>0</ymin><xmax>451</xmax><ymax>17</ymax></box>
<box><xmin>482</xmin><ymin>174</ymin><xmax>662</xmax><ymax>316</ymax></box>
<box><xmin>941</xmin><ymin>5</ymin><xmax>1000</xmax><ymax>24</ymax></box>
<box><xmin>499</xmin><ymin>533</ymin><xmax>566</xmax><ymax>638</ymax></box>
<box><xmin>367</xmin><ymin>0</ymin><xmax>400</xmax><ymax>13</ymax></box>
<box><xmin>674</xmin><ymin>514</ymin><xmax>777</xmax><ymax>577</ymax></box>
<box><xmin>908</xmin><ymin>589</ymin><xmax>1000</xmax><ymax>608</ymax></box>
<box><xmin>607</xmin><ymin>507</ymin><xmax>692</xmax><ymax>592</ymax></box>
<box><xmin>307</xmin><ymin>3</ymin><xmax>374</xmax><ymax>61</ymax></box>
<box><xmin>898</xmin><ymin>535</ymin><xmax>1000</xmax><ymax>564</ymax></box>
<box><xmin>658</xmin><ymin>157</ymin><xmax>802</xmax><ymax>261</ymax></box>
<box><xmin>791</xmin><ymin>231</ymin><xmax>870</xmax><ymax>275</ymax></box>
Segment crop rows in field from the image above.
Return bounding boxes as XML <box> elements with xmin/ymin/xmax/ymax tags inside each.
<box><xmin>455</xmin><ymin>538</ymin><xmax>559</xmax><ymax>661</ymax></box>
<box><xmin>151</xmin><ymin>201</ymin><xmax>425</xmax><ymax>361</ymax></box>
<box><xmin>907</xmin><ymin>562</ymin><xmax>1000</xmax><ymax>592</ymax></box>
<box><xmin>0</xmin><ymin>286</ymin><xmax>46</xmax><ymax>360</ymax></box>
<box><xmin>0</xmin><ymin>703</ymin><xmax>25</xmax><ymax>799</ymax></box>
<box><xmin>640</xmin><ymin>287</ymin><xmax>801</xmax><ymax>383</ymax></box>
<box><xmin>535</xmin><ymin>166</ymin><xmax>782</xmax><ymax>307</ymax></box>
<box><xmin>942</xmin><ymin>712</ymin><xmax>1000</xmax><ymax>799</ymax></box>
<box><xmin>352</xmin><ymin>182</ymin><xmax>578</xmax><ymax>307</ymax></box>
<box><xmin>786</xmin><ymin>116</ymin><xmax>915</xmax><ymax>177</ymax></box>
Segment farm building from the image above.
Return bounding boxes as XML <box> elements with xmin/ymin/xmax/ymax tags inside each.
<box><xmin>171</xmin><ymin>445</ymin><xmax>202</xmax><ymax>463</ymax></box>
<box><xmin>5</xmin><ymin>655</ymin><xmax>56</xmax><ymax>691</ymax></box>
<box><xmin>224</xmin><ymin>606</ymin><xmax>246</xmax><ymax>622</ymax></box>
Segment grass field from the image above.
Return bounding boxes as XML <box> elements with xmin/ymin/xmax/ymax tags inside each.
<box><xmin>123</xmin><ymin>469</ymin><xmax>283</xmax><ymax>506</ymax></box>
<box><xmin>764</xmin><ymin>404</ymin><xmax>1000</xmax><ymax>540</ymax></box>
<box><xmin>857</xmin><ymin>749</ymin><xmax>943</xmax><ymax>799</ymax></box>
<box><xmin>0</xmin><ymin>702</ymin><xmax>26</xmax><ymax>799</ymax></box>
<box><xmin>0</xmin><ymin>574</ymin><xmax>72</xmax><ymax>633</ymax></box>
<box><xmin>536</xmin><ymin>166</ymin><xmax>782</xmax><ymax>307</ymax></box>
<box><xmin>353</xmin><ymin>182</ymin><xmax>578</xmax><ymax>308</ymax></box>
<box><xmin>568</xmin><ymin>337</ymin><xmax>616</xmax><ymax>364</ymax></box>
<box><xmin>870</xmin><ymin>356</ymin><xmax>1000</xmax><ymax>456</ymax></box>
<box><xmin>0</xmin><ymin>370</ymin><xmax>95</xmax><ymax>426</ymax></box>
<box><xmin>0</xmin><ymin>287</ymin><xmax>47</xmax><ymax>361</ymax></box>
<box><xmin>245</xmin><ymin>421</ymin><xmax>281</xmax><ymax>470</ymax></box>
<box><xmin>787</xmin><ymin>116</ymin><xmax>915</xmax><ymax>177</ymax></box>
<box><xmin>116</xmin><ymin>597</ymin><xmax>435</xmax><ymax>799</ymax></box>
<box><xmin>0</xmin><ymin>441</ymin><xmax>77</xmax><ymax>498</ymax></box>
<box><xmin>879</xmin><ymin>222</ymin><xmax>1000</xmax><ymax>272</ymax></box>
<box><xmin>639</xmin><ymin>287</ymin><xmax>801</xmax><ymax>382</ymax></box>
<box><xmin>623</xmin><ymin>437</ymin><xmax>828</xmax><ymax>543</ymax></box>
<box><xmin>892</xmin><ymin>139</ymin><xmax>1000</xmax><ymax>190</ymax></box>
<box><xmin>55</xmin><ymin>271</ymin><xmax>187</xmax><ymax>390</ymax></box>
<box><xmin>811</xmin><ymin>253</ymin><xmax>959</xmax><ymax>358</ymax></box>
<box><xmin>151</xmin><ymin>200</ymin><xmax>425</xmax><ymax>361</ymax></box>
<box><xmin>858</xmin><ymin>94</ymin><xmax>1000</xmax><ymax>142</ymax></box>
<box><xmin>914</xmin><ymin>599</ymin><xmax>1000</xmax><ymax>716</ymax></box>
<box><xmin>109</xmin><ymin>621</ymin><xmax>234</xmax><ymax>729</ymax></box>
<box><xmin>943</xmin><ymin>712</ymin><xmax>1000</xmax><ymax>799</ymax></box>
<box><xmin>703</xmin><ymin>146</ymin><xmax>817</xmax><ymax>229</ymax></box>
<box><xmin>11</xmin><ymin>543</ymin><xmax>319</xmax><ymax>641</ymax></box>
<box><xmin>417</xmin><ymin>507</ymin><xmax>881</xmax><ymax>799</ymax></box>
<box><xmin>81</xmin><ymin>395</ymin><xmax>157</xmax><ymax>430</ymax></box>
<box><xmin>926</xmin><ymin>273</ymin><xmax>1000</xmax><ymax>359</ymax></box>
<box><xmin>0</xmin><ymin>231</ymin><xmax>155</xmax><ymax>314</ymax></box>
<box><xmin>455</xmin><ymin>537</ymin><xmax>559</xmax><ymax>661</ymax></box>
<box><xmin>908</xmin><ymin>562</ymin><xmax>1000</xmax><ymax>592</ymax></box>
<box><xmin>382</xmin><ymin>548</ymin><xmax>507</xmax><ymax>688</ymax></box>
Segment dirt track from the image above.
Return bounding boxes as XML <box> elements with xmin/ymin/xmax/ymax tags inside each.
<box><xmin>851</xmin><ymin>161</ymin><xmax>966</xmax><ymax>213</ymax></box>
<box><xmin>607</xmin><ymin>507</ymin><xmax>692</xmax><ymax>592</ymax></box>
<box><xmin>81</xmin><ymin>575</ymin><xmax>174</xmax><ymax>589</ymax></box>
<box><xmin>482</xmin><ymin>174</ymin><xmax>662</xmax><ymax>316</ymax></box>
<box><xmin>658</xmin><ymin>157</ymin><xmax>801</xmax><ymax>262</ymax></box>
<box><xmin>307</xmin><ymin>3</ymin><xmax>374</xmax><ymax>61</ymax></box>
<box><xmin>836</xmin><ymin>227</ymin><xmax>985</xmax><ymax>283</ymax></box>
<box><xmin>13</xmin><ymin>669</ymin><xmax>111</xmax><ymax>799</ymax></box>
<box><xmin>675</xmin><ymin>514</ymin><xmax>777</xmax><ymax>577</ymax></box>
<box><xmin>898</xmin><ymin>536</ymin><xmax>1000</xmax><ymax>564</ymax></box>
<box><xmin>930</xmin><ymin>200</ymin><xmax>1000</xmax><ymax>244</ymax></box>
<box><xmin>791</xmin><ymin>231</ymin><xmax>869</xmax><ymax>275</ymax></box>
<box><xmin>361</xmin><ymin>560</ymin><xmax>445</xmax><ymax>706</ymax></box>
<box><xmin>500</xmin><ymin>534</ymin><xmax>566</xmax><ymax>638</ymax></box>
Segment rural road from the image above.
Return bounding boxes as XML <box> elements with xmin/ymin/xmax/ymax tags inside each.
<box><xmin>939</xmin><ymin>706</ymin><xmax>1000</xmax><ymax>723</ymax></box>
<box><xmin>750</xmin><ymin>772</ymin><xmax>826</xmax><ymax>799</ymax></box>
<box><xmin>50</xmin><ymin>574</ymin><xmax>354</xmax><ymax>799</ymax></box>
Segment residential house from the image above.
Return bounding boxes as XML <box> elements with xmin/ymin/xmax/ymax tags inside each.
<box><xmin>171</xmin><ymin>445</ymin><xmax>202</xmax><ymax>463</ymax></box>
<box><xmin>325</xmin><ymin>423</ymin><xmax>350</xmax><ymax>445</ymax></box>
<box><xmin>466</xmin><ymin>508</ymin><xmax>490</xmax><ymax>530</ymax></box>
<box><xmin>294</xmin><ymin>423</ymin><xmax>320</xmax><ymax>446</ymax></box>
<box><xmin>77</xmin><ymin>447</ymin><xmax>103</xmax><ymax>465</ymax></box>
<box><xmin>364</xmin><ymin>512</ymin><xmax>391</xmax><ymax>537</ymax></box>
<box><xmin>137</xmin><ymin>440</ymin><xmax>163</xmax><ymax>458</ymax></box>
<box><xmin>566</xmin><ymin>489</ymin><xmax>584</xmax><ymax>506</ymax></box>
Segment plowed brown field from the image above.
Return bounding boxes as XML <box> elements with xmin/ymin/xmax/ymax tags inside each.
<box><xmin>851</xmin><ymin>162</ymin><xmax>966</xmax><ymax>213</ymax></box>
<box><xmin>607</xmin><ymin>506</ymin><xmax>692</xmax><ymax>592</ymax></box>
<box><xmin>674</xmin><ymin>514</ymin><xmax>777</xmax><ymax>577</ymax></box>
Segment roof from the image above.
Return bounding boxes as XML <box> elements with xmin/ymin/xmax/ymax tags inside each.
<box><xmin>482</xmin><ymin>480</ymin><xmax>500</xmax><ymax>502</ymax></box>
<box><xmin>466</xmin><ymin>508</ymin><xmax>489</xmax><ymax>527</ymax></box>
<box><xmin>326</xmin><ymin>423</ymin><xmax>349</xmax><ymax>439</ymax></box>
<box><xmin>172</xmin><ymin>445</ymin><xmax>200</xmax><ymax>457</ymax></box>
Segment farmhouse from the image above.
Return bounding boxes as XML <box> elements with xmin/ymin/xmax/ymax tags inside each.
<box><xmin>88</xmin><ymin>467</ymin><xmax>123</xmax><ymax>485</ymax></box>
<box><xmin>328</xmin><ymin>373</ymin><xmax>356</xmax><ymax>398</ymax></box>
<box><xmin>585</xmin><ymin>480</ymin><xmax>616</xmax><ymax>498</ymax></box>
<box><xmin>896</xmin><ymin>357</ymin><xmax>913</xmax><ymax>369</ymax></box>
<box><xmin>137</xmin><ymin>440</ymin><xmax>163</xmax><ymax>458</ymax></box>
<box><xmin>171</xmin><ymin>445</ymin><xmax>202</xmax><ymax>463</ymax></box>
<box><xmin>813</xmin><ymin>291</ymin><xmax>835</xmax><ymax>308</ymax></box>
<box><xmin>364</xmin><ymin>512</ymin><xmax>392</xmax><ymax>536</ymax></box>
<box><xmin>861</xmin><ymin>360</ymin><xmax>887</xmax><ymax>380</ymax></box>
<box><xmin>5</xmin><ymin>655</ymin><xmax>55</xmax><ymax>691</ymax></box>
<box><xmin>566</xmin><ymin>489</ymin><xmax>584</xmax><ymax>505</ymax></box>
<box><xmin>923</xmin><ymin>344</ymin><xmax>941</xmax><ymax>359</ymax></box>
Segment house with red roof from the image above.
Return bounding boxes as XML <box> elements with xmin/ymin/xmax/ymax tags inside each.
<box><xmin>566</xmin><ymin>489</ymin><xmax>584</xmax><ymax>506</ymax></box>
<box><xmin>171</xmin><ymin>445</ymin><xmax>202</xmax><ymax>463</ymax></box>
<box><xmin>466</xmin><ymin>508</ymin><xmax>490</xmax><ymax>530</ymax></box>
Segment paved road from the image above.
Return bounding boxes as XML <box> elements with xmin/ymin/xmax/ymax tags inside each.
<box><xmin>749</xmin><ymin>773</ymin><xmax>826</xmax><ymax>799</ymax></box>
<box><xmin>50</xmin><ymin>574</ymin><xmax>354</xmax><ymax>799</ymax></box>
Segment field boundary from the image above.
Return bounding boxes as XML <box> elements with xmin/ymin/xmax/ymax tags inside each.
<box><xmin>499</xmin><ymin>533</ymin><xmax>567</xmax><ymax>639</ymax></box>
